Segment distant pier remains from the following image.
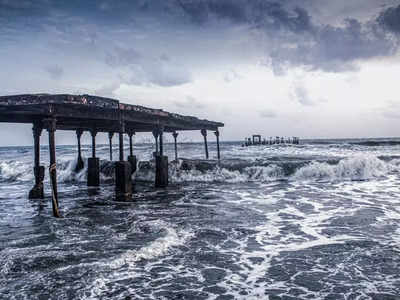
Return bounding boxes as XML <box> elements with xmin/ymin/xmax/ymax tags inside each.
<box><xmin>243</xmin><ymin>135</ymin><xmax>300</xmax><ymax>146</ymax></box>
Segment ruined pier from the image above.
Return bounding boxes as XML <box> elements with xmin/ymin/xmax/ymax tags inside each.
<box><xmin>0</xmin><ymin>94</ymin><xmax>224</xmax><ymax>217</ymax></box>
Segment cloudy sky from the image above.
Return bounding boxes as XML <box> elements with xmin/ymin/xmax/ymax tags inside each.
<box><xmin>1</xmin><ymin>0</ymin><xmax>400</xmax><ymax>145</ymax></box>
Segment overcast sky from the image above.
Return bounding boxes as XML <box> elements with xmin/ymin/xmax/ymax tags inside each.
<box><xmin>1</xmin><ymin>0</ymin><xmax>400</xmax><ymax>145</ymax></box>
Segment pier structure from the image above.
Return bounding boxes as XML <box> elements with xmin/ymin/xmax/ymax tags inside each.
<box><xmin>0</xmin><ymin>94</ymin><xmax>223</xmax><ymax>216</ymax></box>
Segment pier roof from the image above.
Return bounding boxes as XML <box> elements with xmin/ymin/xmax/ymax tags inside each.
<box><xmin>0</xmin><ymin>94</ymin><xmax>223</xmax><ymax>132</ymax></box>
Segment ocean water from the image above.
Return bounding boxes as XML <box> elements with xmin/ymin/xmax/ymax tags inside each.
<box><xmin>0</xmin><ymin>139</ymin><xmax>400</xmax><ymax>299</ymax></box>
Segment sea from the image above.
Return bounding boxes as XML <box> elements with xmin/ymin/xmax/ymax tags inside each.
<box><xmin>0</xmin><ymin>138</ymin><xmax>400</xmax><ymax>300</ymax></box>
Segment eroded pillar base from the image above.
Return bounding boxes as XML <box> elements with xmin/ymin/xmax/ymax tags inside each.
<box><xmin>29</xmin><ymin>166</ymin><xmax>45</xmax><ymax>199</ymax></box>
<box><xmin>115</xmin><ymin>161</ymin><xmax>132</xmax><ymax>201</ymax></box>
<box><xmin>155</xmin><ymin>155</ymin><xmax>168</xmax><ymax>188</ymax></box>
<box><xmin>87</xmin><ymin>157</ymin><xmax>100</xmax><ymax>186</ymax></box>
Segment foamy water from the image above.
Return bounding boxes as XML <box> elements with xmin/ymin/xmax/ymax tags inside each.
<box><xmin>0</xmin><ymin>139</ymin><xmax>400</xmax><ymax>299</ymax></box>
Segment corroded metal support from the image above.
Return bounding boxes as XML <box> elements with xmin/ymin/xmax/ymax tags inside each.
<box><xmin>87</xmin><ymin>129</ymin><xmax>99</xmax><ymax>187</ymax></box>
<box><xmin>44</xmin><ymin>118</ymin><xmax>61</xmax><ymax>218</ymax></box>
<box><xmin>29</xmin><ymin>122</ymin><xmax>44</xmax><ymax>199</ymax></box>
<box><xmin>201</xmin><ymin>129</ymin><xmax>209</xmax><ymax>159</ymax></box>
<box><xmin>154</xmin><ymin>126</ymin><xmax>168</xmax><ymax>187</ymax></box>
<box><xmin>172</xmin><ymin>131</ymin><xmax>179</xmax><ymax>162</ymax></box>
<box><xmin>214</xmin><ymin>130</ymin><xmax>220</xmax><ymax>161</ymax></box>
<box><xmin>108</xmin><ymin>132</ymin><xmax>114</xmax><ymax>161</ymax></box>
<box><xmin>75</xmin><ymin>129</ymin><xmax>84</xmax><ymax>172</ymax></box>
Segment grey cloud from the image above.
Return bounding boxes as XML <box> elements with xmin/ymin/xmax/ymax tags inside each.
<box><xmin>382</xmin><ymin>101</ymin><xmax>400</xmax><ymax>119</ymax></box>
<box><xmin>45</xmin><ymin>65</ymin><xmax>64</xmax><ymax>80</ymax></box>
<box><xmin>173</xmin><ymin>96</ymin><xmax>206</xmax><ymax>109</ymax></box>
<box><xmin>292</xmin><ymin>84</ymin><xmax>314</xmax><ymax>106</ymax></box>
<box><xmin>259</xmin><ymin>109</ymin><xmax>277</xmax><ymax>118</ymax></box>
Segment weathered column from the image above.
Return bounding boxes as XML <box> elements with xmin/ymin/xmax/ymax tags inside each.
<box><xmin>115</xmin><ymin>122</ymin><xmax>132</xmax><ymax>201</ymax></box>
<box><xmin>155</xmin><ymin>126</ymin><xmax>168</xmax><ymax>188</ymax></box>
<box><xmin>45</xmin><ymin>118</ymin><xmax>61</xmax><ymax>217</ymax></box>
<box><xmin>29</xmin><ymin>122</ymin><xmax>45</xmax><ymax>199</ymax></box>
<box><xmin>87</xmin><ymin>129</ymin><xmax>99</xmax><ymax>186</ymax></box>
<box><xmin>127</xmin><ymin>131</ymin><xmax>137</xmax><ymax>174</ymax></box>
<box><xmin>172</xmin><ymin>131</ymin><xmax>178</xmax><ymax>162</ymax></box>
<box><xmin>152</xmin><ymin>129</ymin><xmax>159</xmax><ymax>157</ymax></box>
<box><xmin>108</xmin><ymin>132</ymin><xmax>114</xmax><ymax>161</ymax></box>
<box><xmin>201</xmin><ymin>129</ymin><xmax>209</xmax><ymax>159</ymax></box>
<box><xmin>75</xmin><ymin>129</ymin><xmax>84</xmax><ymax>172</ymax></box>
<box><xmin>214</xmin><ymin>130</ymin><xmax>220</xmax><ymax>161</ymax></box>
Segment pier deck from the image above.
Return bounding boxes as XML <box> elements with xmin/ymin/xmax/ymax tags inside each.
<box><xmin>0</xmin><ymin>94</ymin><xmax>223</xmax><ymax>132</ymax></box>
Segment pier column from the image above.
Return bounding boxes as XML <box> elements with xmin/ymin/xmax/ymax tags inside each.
<box><xmin>29</xmin><ymin>122</ymin><xmax>44</xmax><ymax>199</ymax></box>
<box><xmin>152</xmin><ymin>129</ymin><xmax>159</xmax><ymax>157</ymax></box>
<box><xmin>172</xmin><ymin>131</ymin><xmax>178</xmax><ymax>162</ymax></box>
<box><xmin>214</xmin><ymin>130</ymin><xmax>220</xmax><ymax>161</ymax></box>
<box><xmin>45</xmin><ymin>118</ymin><xmax>61</xmax><ymax>217</ymax></box>
<box><xmin>87</xmin><ymin>129</ymin><xmax>99</xmax><ymax>187</ymax></box>
<box><xmin>127</xmin><ymin>131</ymin><xmax>137</xmax><ymax>174</ymax></box>
<box><xmin>155</xmin><ymin>126</ymin><xmax>168</xmax><ymax>188</ymax></box>
<box><xmin>115</xmin><ymin>122</ymin><xmax>132</xmax><ymax>201</ymax></box>
<box><xmin>75</xmin><ymin>129</ymin><xmax>84</xmax><ymax>172</ymax></box>
<box><xmin>201</xmin><ymin>129</ymin><xmax>209</xmax><ymax>159</ymax></box>
<box><xmin>108</xmin><ymin>132</ymin><xmax>114</xmax><ymax>161</ymax></box>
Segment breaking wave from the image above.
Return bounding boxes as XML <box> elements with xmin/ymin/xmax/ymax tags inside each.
<box><xmin>0</xmin><ymin>154</ymin><xmax>397</xmax><ymax>184</ymax></box>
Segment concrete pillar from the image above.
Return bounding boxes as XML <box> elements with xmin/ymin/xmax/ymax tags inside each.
<box><xmin>45</xmin><ymin>118</ymin><xmax>61</xmax><ymax>217</ymax></box>
<box><xmin>155</xmin><ymin>155</ymin><xmax>168</xmax><ymax>188</ymax></box>
<box><xmin>214</xmin><ymin>130</ymin><xmax>220</xmax><ymax>161</ymax></box>
<box><xmin>201</xmin><ymin>129</ymin><xmax>209</xmax><ymax>159</ymax></box>
<box><xmin>108</xmin><ymin>132</ymin><xmax>114</xmax><ymax>161</ymax></box>
<box><xmin>115</xmin><ymin>161</ymin><xmax>132</xmax><ymax>201</ymax></box>
<box><xmin>172</xmin><ymin>131</ymin><xmax>178</xmax><ymax>162</ymax></box>
<box><xmin>87</xmin><ymin>130</ymin><xmax>99</xmax><ymax>187</ymax></box>
<box><xmin>29</xmin><ymin>122</ymin><xmax>44</xmax><ymax>199</ymax></box>
<box><xmin>75</xmin><ymin>129</ymin><xmax>84</xmax><ymax>172</ymax></box>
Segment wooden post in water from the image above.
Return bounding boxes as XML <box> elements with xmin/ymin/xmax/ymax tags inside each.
<box><xmin>127</xmin><ymin>131</ymin><xmax>137</xmax><ymax>174</ymax></box>
<box><xmin>29</xmin><ymin>121</ymin><xmax>44</xmax><ymax>199</ymax></box>
<box><xmin>172</xmin><ymin>131</ymin><xmax>178</xmax><ymax>162</ymax></box>
<box><xmin>115</xmin><ymin>121</ymin><xmax>132</xmax><ymax>200</ymax></box>
<box><xmin>87</xmin><ymin>129</ymin><xmax>99</xmax><ymax>186</ymax></box>
<box><xmin>214</xmin><ymin>130</ymin><xmax>220</xmax><ymax>161</ymax></box>
<box><xmin>201</xmin><ymin>129</ymin><xmax>209</xmax><ymax>159</ymax></box>
<box><xmin>45</xmin><ymin>118</ymin><xmax>61</xmax><ymax>217</ymax></box>
<box><xmin>108</xmin><ymin>132</ymin><xmax>114</xmax><ymax>161</ymax></box>
<box><xmin>75</xmin><ymin>129</ymin><xmax>84</xmax><ymax>172</ymax></box>
<box><xmin>152</xmin><ymin>129</ymin><xmax>159</xmax><ymax>157</ymax></box>
<box><xmin>155</xmin><ymin>126</ymin><xmax>168</xmax><ymax>188</ymax></box>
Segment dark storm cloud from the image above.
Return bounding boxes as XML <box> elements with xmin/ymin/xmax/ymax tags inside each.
<box><xmin>1</xmin><ymin>0</ymin><xmax>400</xmax><ymax>79</ymax></box>
<box><xmin>378</xmin><ymin>4</ymin><xmax>400</xmax><ymax>34</ymax></box>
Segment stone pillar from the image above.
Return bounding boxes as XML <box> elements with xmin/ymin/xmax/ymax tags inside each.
<box><xmin>75</xmin><ymin>129</ymin><xmax>84</xmax><ymax>172</ymax></box>
<box><xmin>108</xmin><ymin>132</ymin><xmax>114</xmax><ymax>161</ymax></box>
<box><xmin>29</xmin><ymin>122</ymin><xmax>44</xmax><ymax>199</ymax></box>
<box><xmin>127</xmin><ymin>131</ymin><xmax>137</xmax><ymax>174</ymax></box>
<box><xmin>172</xmin><ymin>131</ymin><xmax>178</xmax><ymax>162</ymax></box>
<box><xmin>201</xmin><ymin>129</ymin><xmax>209</xmax><ymax>159</ymax></box>
<box><xmin>115</xmin><ymin>122</ymin><xmax>132</xmax><ymax>201</ymax></box>
<box><xmin>214</xmin><ymin>130</ymin><xmax>220</xmax><ymax>161</ymax></box>
<box><xmin>45</xmin><ymin>118</ymin><xmax>61</xmax><ymax>217</ymax></box>
<box><xmin>87</xmin><ymin>129</ymin><xmax>99</xmax><ymax>187</ymax></box>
